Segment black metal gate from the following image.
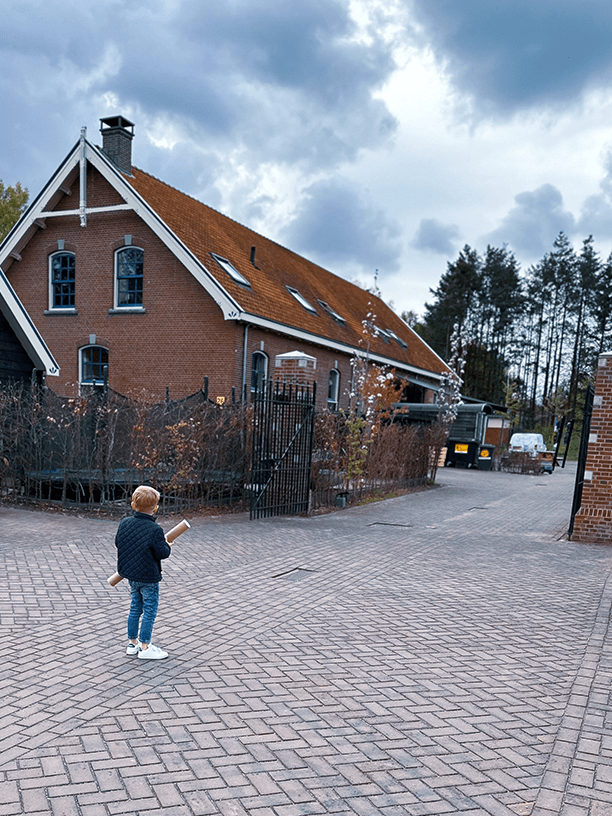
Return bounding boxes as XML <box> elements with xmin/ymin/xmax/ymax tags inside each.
<box><xmin>568</xmin><ymin>383</ymin><xmax>595</xmax><ymax>537</ymax></box>
<box><xmin>249</xmin><ymin>380</ymin><xmax>316</xmax><ymax>519</ymax></box>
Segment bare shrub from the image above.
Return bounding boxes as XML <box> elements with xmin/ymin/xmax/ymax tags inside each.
<box><xmin>310</xmin><ymin>409</ymin><xmax>441</xmax><ymax>509</ymax></box>
<box><xmin>0</xmin><ymin>377</ymin><xmax>440</xmax><ymax>515</ymax></box>
<box><xmin>0</xmin><ymin>382</ymin><xmax>251</xmax><ymax>512</ymax></box>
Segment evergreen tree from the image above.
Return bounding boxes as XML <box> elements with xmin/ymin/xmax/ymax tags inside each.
<box><xmin>422</xmin><ymin>245</ymin><xmax>481</xmax><ymax>360</ymax></box>
<box><xmin>593</xmin><ymin>252</ymin><xmax>612</xmax><ymax>356</ymax></box>
<box><xmin>475</xmin><ymin>245</ymin><xmax>524</xmax><ymax>402</ymax></box>
<box><xmin>568</xmin><ymin>236</ymin><xmax>600</xmax><ymax>411</ymax></box>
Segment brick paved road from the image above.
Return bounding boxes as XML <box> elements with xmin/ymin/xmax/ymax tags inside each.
<box><xmin>1</xmin><ymin>464</ymin><xmax>612</xmax><ymax>816</ymax></box>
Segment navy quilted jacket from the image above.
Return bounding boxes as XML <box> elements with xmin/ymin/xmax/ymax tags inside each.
<box><xmin>115</xmin><ymin>511</ymin><xmax>171</xmax><ymax>583</ymax></box>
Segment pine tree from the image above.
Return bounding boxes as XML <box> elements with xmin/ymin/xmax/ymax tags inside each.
<box><xmin>593</xmin><ymin>253</ymin><xmax>612</xmax><ymax>356</ymax></box>
<box><xmin>422</xmin><ymin>245</ymin><xmax>482</xmax><ymax>360</ymax></box>
<box><xmin>568</xmin><ymin>236</ymin><xmax>600</xmax><ymax>412</ymax></box>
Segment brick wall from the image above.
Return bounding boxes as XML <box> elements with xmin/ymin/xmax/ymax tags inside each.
<box><xmin>571</xmin><ymin>351</ymin><xmax>612</xmax><ymax>544</ymax></box>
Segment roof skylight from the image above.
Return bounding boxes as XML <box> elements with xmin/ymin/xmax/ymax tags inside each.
<box><xmin>317</xmin><ymin>300</ymin><xmax>346</xmax><ymax>325</ymax></box>
<box><xmin>286</xmin><ymin>286</ymin><xmax>317</xmax><ymax>313</ymax></box>
<box><xmin>385</xmin><ymin>329</ymin><xmax>408</xmax><ymax>350</ymax></box>
<box><xmin>211</xmin><ymin>253</ymin><xmax>251</xmax><ymax>287</ymax></box>
<box><xmin>372</xmin><ymin>324</ymin><xmax>391</xmax><ymax>343</ymax></box>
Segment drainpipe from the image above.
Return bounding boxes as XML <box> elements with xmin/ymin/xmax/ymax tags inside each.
<box><xmin>79</xmin><ymin>127</ymin><xmax>87</xmax><ymax>227</ymax></box>
<box><xmin>241</xmin><ymin>323</ymin><xmax>249</xmax><ymax>403</ymax></box>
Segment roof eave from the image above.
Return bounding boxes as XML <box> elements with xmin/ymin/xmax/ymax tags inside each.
<box><xmin>233</xmin><ymin>312</ymin><xmax>444</xmax><ymax>384</ymax></box>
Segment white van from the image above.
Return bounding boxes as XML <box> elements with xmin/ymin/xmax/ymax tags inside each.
<box><xmin>509</xmin><ymin>433</ymin><xmax>553</xmax><ymax>472</ymax></box>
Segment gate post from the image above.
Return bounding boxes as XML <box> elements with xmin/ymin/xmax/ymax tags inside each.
<box><xmin>570</xmin><ymin>354</ymin><xmax>612</xmax><ymax>542</ymax></box>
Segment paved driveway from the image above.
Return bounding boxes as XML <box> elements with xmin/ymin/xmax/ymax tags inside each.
<box><xmin>1</xmin><ymin>464</ymin><xmax>611</xmax><ymax>816</ymax></box>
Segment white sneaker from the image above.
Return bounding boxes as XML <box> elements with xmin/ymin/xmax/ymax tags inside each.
<box><xmin>126</xmin><ymin>642</ymin><xmax>141</xmax><ymax>656</ymax></box>
<box><xmin>138</xmin><ymin>644</ymin><xmax>168</xmax><ymax>660</ymax></box>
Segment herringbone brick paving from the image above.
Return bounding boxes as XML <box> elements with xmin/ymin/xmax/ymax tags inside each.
<box><xmin>1</xmin><ymin>465</ymin><xmax>612</xmax><ymax>815</ymax></box>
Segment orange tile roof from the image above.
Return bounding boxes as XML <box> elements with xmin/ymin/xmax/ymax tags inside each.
<box><xmin>127</xmin><ymin>168</ymin><xmax>448</xmax><ymax>378</ymax></box>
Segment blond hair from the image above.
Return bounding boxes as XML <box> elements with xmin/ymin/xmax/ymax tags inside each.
<box><xmin>131</xmin><ymin>485</ymin><xmax>160</xmax><ymax>512</ymax></box>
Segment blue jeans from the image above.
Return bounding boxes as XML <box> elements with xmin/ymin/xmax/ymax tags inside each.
<box><xmin>127</xmin><ymin>581</ymin><xmax>159</xmax><ymax>644</ymax></box>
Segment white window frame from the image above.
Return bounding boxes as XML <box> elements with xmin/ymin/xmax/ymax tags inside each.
<box><xmin>79</xmin><ymin>345</ymin><xmax>109</xmax><ymax>386</ymax></box>
<box><xmin>287</xmin><ymin>286</ymin><xmax>317</xmax><ymax>313</ymax></box>
<box><xmin>48</xmin><ymin>251</ymin><xmax>76</xmax><ymax>311</ymax></box>
<box><xmin>317</xmin><ymin>300</ymin><xmax>345</xmax><ymax>324</ymax></box>
<box><xmin>114</xmin><ymin>246</ymin><xmax>145</xmax><ymax>310</ymax></box>
<box><xmin>328</xmin><ymin>369</ymin><xmax>340</xmax><ymax>411</ymax></box>
<box><xmin>211</xmin><ymin>253</ymin><xmax>251</xmax><ymax>287</ymax></box>
<box><xmin>385</xmin><ymin>329</ymin><xmax>408</xmax><ymax>350</ymax></box>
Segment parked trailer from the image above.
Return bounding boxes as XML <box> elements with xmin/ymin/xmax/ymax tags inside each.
<box><xmin>392</xmin><ymin>402</ymin><xmax>502</xmax><ymax>469</ymax></box>
<box><xmin>445</xmin><ymin>404</ymin><xmax>497</xmax><ymax>468</ymax></box>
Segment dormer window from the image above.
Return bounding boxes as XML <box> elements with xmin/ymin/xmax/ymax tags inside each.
<box><xmin>286</xmin><ymin>287</ymin><xmax>317</xmax><ymax>313</ymax></box>
<box><xmin>317</xmin><ymin>300</ymin><xmax>345</xmax><ymax>325</ymax></box>
<box><xmin>211</xmin><ymin>253</ymin><xmax>250</xmax><ymax>287</ymax></box>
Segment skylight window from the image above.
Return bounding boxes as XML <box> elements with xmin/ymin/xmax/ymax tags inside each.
<box><xmin>211</xmin><ymin>253</ymin><xmax>251</xmax><ymax>287</ymax></box>
<box><xmin>372</xmin><ymin>324</ymin><xmax>391</xmax><ymax>343</ymax></box>
<box><xmin>286</xmin><ymin>286</ymin><xmax>317</xmax><ymax>313</ymax></box>
<box><xmin>317</xmin><ymin>300</ymin><xmax>346</xmax><ymax>325</ymax></box>
<box><xmin>385</xmin><ymin>329</ymin><xmax>408</xmax><ymax>350</ymax></box>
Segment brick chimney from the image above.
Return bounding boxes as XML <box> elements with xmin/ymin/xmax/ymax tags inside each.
<box><xmin>100</xmin><ymin>116</ymin><xmax>135</xmax><ymax>175</ymax></box>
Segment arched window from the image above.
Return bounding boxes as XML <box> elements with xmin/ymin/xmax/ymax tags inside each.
<box><xmin>80</xmin><ymin>346</ymin><xmax>108</xmax><ymax>385</ymax></box>
<box><xmin>49</xmin><ymin>252</ymin><xmax>76</xmax><ymax>309</ymax></box>
<box><xmin>328</xmin><ymin>369</ymin><xmax>340</xmax><ymax>411</ymax></box>
<box><xmin>251</xmin><ymin>351</ymin><xmax>268</xmax><ymax>394</ymax></box>
<box><xmin>115</xmin><ymin>247</ymin><xmax>144</xmax><ymax>307</ymax></box>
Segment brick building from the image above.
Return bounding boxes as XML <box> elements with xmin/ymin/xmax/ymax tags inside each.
<box><xmin>0</xmin><ymin>116</ymin><xmax>449</xmax><ymax>407</ymax></box>
<box><xmin>570</xmin><ymin>351</ymin><xmax>612</xmax><ymax>544</ymax></box>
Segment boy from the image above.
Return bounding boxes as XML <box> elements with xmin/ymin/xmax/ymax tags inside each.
<box><xmin>115</xmin><ymin>485</ymin><xmax>172</xmax><ymax>660</ymax></box>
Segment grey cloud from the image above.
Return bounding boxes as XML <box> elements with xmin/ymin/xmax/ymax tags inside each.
<box><xmin>411</xmin><ymin>218</ymin><xmax>459</xmax><ymax>255</ymax></box>
<box><xmin>280</xmin><ymin>177</ymin><xmax>403</xmax><ymax>276</ymax></box>
<box><xmin>408</xmin><ymin>0</ymin><xmax>612</xmax><ymax>116</ymax></box>
<box><xmin>576</xmin><ymin>193</ymin><xmax>612</xmax><ymax>239</ymax></box>
<box><xmin>576</xmin><ymin>148</ymin><xmax>612</xmax><ymax>238</ymax></box>
<box><xmin>484</xmin><ymin>184</ymin><xmax>575</xmax><ymax>256</ymax></box>
<box><xmin>0</xmin><ymin>0</ymin><xmax>398</xmax><ymax>194</ymax></box>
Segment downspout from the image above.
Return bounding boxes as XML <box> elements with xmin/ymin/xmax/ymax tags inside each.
<box><xmin>241</xmin><ymin>322</ymin><xmax>249</xmax><ymax>403</ymax></box>
<box><xmin>79</xmin><ymin>127</ymin><xmax>87</xmax><ymax>227</ymax></box>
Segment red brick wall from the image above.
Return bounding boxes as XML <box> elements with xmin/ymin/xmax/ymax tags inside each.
<box><xmin>571</xmin><ymin>351</ymin><xmax>612</xmax><ymax>544</ymax></box>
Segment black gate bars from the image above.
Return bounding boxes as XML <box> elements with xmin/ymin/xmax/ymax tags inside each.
<box><xmin>249</xmin><ymin>380</ymin><xmax>316</xmax><ymax>519</ymax></box>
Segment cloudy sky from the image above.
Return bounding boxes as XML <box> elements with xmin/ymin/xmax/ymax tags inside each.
<box><xmin>4</xmin><ymin>0</ymin><xmax>612</xmax><ymax>317</ymax></box>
